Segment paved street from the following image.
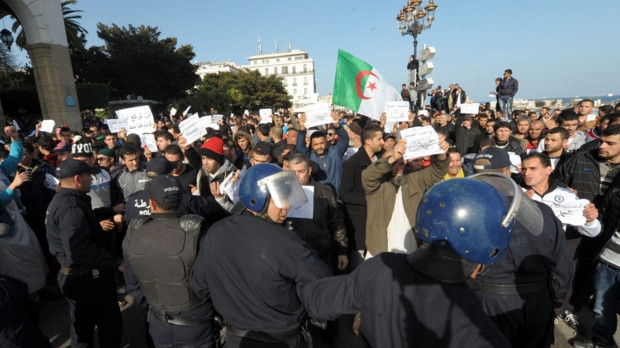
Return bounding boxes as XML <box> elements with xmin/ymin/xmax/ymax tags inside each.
<box><xmin>37</xmin><ymin>292</ymin><xmax>618</xmax><ymax>348</ymax></box>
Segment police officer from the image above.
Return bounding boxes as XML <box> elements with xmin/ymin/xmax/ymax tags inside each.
<box><xmin>191</xmin><ymin>163</ymin><xmax>332</xmax><ymax>348</ymax></box>
<box><xmin>296</xmin><ymin>177</ymin><xmax>519</xmax><ymax>347</ymax></box>
<box><xmin>123</xmin><ymin>175</ymin><xmax>214</xmax><ymax>347</ymax></box>
<box><xmin>45</xmin><ymin>159</ymin><xmax>124</xmax><ymax>347</ymax></box>
<box><xmin>471</xmin><ymin>149</ymin><xmax>572</xmax><ymax>346</ymax></box>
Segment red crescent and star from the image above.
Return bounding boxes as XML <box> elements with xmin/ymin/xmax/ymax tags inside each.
<box><xmin>355</xmin><ymin>70</ymin><xmax>379</xmax><ymax>100</ymax></box>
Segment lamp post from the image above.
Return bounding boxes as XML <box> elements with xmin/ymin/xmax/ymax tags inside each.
<box><xmin>397</xmin><ymin>0</ymin><xmax>437</xmax><ymax>110</ymax></box>
<box><xmin>0</xmin><ymin>29</ymin><xmax>13</xmax><ymax>51</ymax></box>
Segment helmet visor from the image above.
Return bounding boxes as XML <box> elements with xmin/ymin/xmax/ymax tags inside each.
<box><xmin>258</xmin><ymin>170</ymin><xmax>308</xmax><ymax>209</ymax></box>
<box><xmin>469</xmin><ymin>172</ymin><xmax>543</xmax><ymax>236</ymax></box>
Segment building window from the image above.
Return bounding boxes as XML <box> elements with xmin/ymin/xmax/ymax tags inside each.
<box><xmin>276</xmin><ymin>59</ymin><xmax>280</xmax><ymax>62</ymax></box>
<box><xmin>282</xmin><ymin>66</ymin><xmax>288</xmax><ymax>74</ymax></box>
<box><xmin>303</xmin><ymin>64</ymin><xmax>307</xmax><ymax>73</ymax></box>
<box><xmin>294</xmin><ymin>89</ymin><xmax>297</xmax><ymax>95</ymax></box>
<box><xmin>292</xmin><ymin>77</ymin><xmax>297</xmax><ymax>86</ymax></box>
<box><xmin>288</xmin><ymin>57</ymin><xmax>292</xmax><ymax>61</ymax></box>
<box><xmin>303</xmin><ymin>76</ymin><xmax>308</xmax><ymax>85</ymax></box>
<box><xmin>265</xmin><ymin>68</ymin><xmax>269</xmax><ymax>74</ymax></box>
<box><xmin>265</xmin><ymin>59</ymin><xmax>269</xmax><ymax>63</ymax></box>
<box><xmin>274</xmin><ymin>67</ymin><xmax>278</xmax><ymax>75</ymax></box>
<box><xmin>304</xmin><ymin>88</ymin><xmax>308</xmax><ymax>95</ymax></box>
<box><xmin>292</xmin><ymin>66</ymin><xmax>296</xmax><ymax>74</ymax></box>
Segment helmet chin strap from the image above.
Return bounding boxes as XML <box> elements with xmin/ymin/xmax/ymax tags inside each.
<box><xmin>257</xmin><ymin>195</ymin><xmax>278</xmax><ymax>224</ymax></box>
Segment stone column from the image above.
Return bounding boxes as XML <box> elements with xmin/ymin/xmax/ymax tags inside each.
<box><xmin>27</xmin><ymin>42</ymin><xmax>82</xmax><ymax>131</ymax></box>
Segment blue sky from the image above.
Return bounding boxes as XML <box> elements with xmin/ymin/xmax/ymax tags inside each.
<box><xmin>9</xmin><ymin>0</ymin><xmax>620</xmax><ymax>102</ymax></box>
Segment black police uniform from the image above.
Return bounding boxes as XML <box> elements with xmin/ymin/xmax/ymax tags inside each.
<box><xmin>298</xmin><ymin>252</ymin><xmax>510</xmax><ymax>348</ymax></box>
<box><xmin>191</xmin><ymin>212</ymin><xmax>332</xmax><ymax>348</ymax></box>
<box><xmin>467</xmin><ymin>201</ymin><xmax>572</xmax><ymax>347</ymax></box>
<box><xmin>45</xmin><ymin>188</ymin><xmax>123</xmax><ymax>348</ymax></box>
<box><xmin>123</xmin><ymin>213</ymin><xmax>214</xmax><ymax>347</ymax></box>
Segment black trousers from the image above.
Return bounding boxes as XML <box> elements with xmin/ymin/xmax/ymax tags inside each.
<box><xmin>58</xmin><ymin>271</ymin><xmax>122</xmax><ymax>348</ymax></box>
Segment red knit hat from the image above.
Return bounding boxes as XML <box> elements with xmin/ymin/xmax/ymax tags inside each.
<box><xmin>199</xmin><ymin>136</ymin><xmax>225</xmax><ymax>164</ymax></box>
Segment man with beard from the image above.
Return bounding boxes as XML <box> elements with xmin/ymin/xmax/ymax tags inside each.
<box><xmin>555</xmin><ymin>124</ymin><xmax>620</xmax><ymax>333</ymax></box>
<box><xmin>363</xmin><ymin>137</ymin><xmax>449</xmax><ymax>257</ymax></box>
<box><xmin>525</xmin><ymin>120</ymin><xmax>546</xmax><ymax>154</ymax></box>
<box><xmin>296</xmin><ymin>111</ymin><xmax>349</xmax><ymax>192</ymax></box>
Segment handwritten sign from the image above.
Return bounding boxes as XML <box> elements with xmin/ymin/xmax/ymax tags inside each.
<box><xmin>40</xmin><ymin>120</ymin><xmax>56</xmax><ymax>133</ymax></box>
<box><xmin>115</xmin><ymin>105</ymin><xmax>155</xmax><ymax>135</ymax></box>
<box><xmin>139</xmin><ymin>133</ymin><xmax>158</xmax><ymax>153</ymax></box>
<box><xmin>399</xmin><ymin>126</ymin><xmax>444</xmax><ymax>160</ymax></box>
<box><xmin>106</xmin><ymin>119</ymin><xmax>129</xmax><ymax>133</ymax></box>
<box><xmin>304</xmin><ymin>103</ymin><xmax>332</xmax><ymax>128</ymax></box>
<box><xmin>170</xmin><ymin>107</ymin><xmax>177</xmax><ymax>116</ymax></box>
<box><xmin>385</xmin><ymin>101</ymin><xmax>410</xmax><ymax>122</ymax></box>
<box><xmin>259</xmin><ymin>108</ymin><xmax>273</xmax><ymax>124</ymax></box>
<box><xmin>287</xmin><ymin>186</ymin><xmax>314</xmax><ymax>219</ymax></box>
<box><xmin>459</xmin><ymin>103</ymin><xmax>480</xmax><ymax>115</ymax></box>
<box><xmin>179</xmin><ymin>114</ymin><xmax>207</xmax><ymax>144</ymax></box>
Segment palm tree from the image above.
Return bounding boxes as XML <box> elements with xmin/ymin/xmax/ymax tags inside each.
<box><xmin>9</xmin><ymin>0</ymin><xmax>88</xmax><ymax>51</ymax></box>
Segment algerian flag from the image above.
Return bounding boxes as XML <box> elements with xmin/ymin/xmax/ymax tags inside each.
<box><xmin>333</xmin><ymin>49</ymin><xmax>402</xmax><ymax>120</ymax></box>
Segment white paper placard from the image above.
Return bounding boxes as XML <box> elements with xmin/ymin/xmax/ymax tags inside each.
<box><xmin>418</xmin><ymin>110</ymin><xmax>428</xmax><ymax>116</ymax></box>
<box><xmin>259</xmin><ymin>108</ymin><xmax>273</xmax><ymax>124</ymax></box>
<box><xmin>199</xmin><ymin>116</ymin><xmax>220</xmax><ymax>131</ymax></box>
<box><xmin>587</xmin><ymin>113</ymin><xmax>597</xmax><ymax>122</ymax></box>
<box><xmin>385</xmin><ymin>101</ymin><xmax>410</xmax><ymax>123</ymax></box>
<box><xmin>170</xmin><ymin>107</ymin><xmax>177</xmax><ymax>116</ymax></box>
<box><xmin>40</xmin><ymin>120</ymin><xmax>56</xmax><ymax>133</ymax></box>
<box><xmin>182</xmin><ymin>106</ymin><xmax>191</xmax><ymax>116</ymax></box>
<box><xmin>222</xmin><ymin>166</ymin><xmax>247</xmax><ymax>203</ymax></box>
<box><xmin>139</xmin><ymin>133</ymin><xmax>158</xmax><ymax>153</ymax></box>
<box><xmin>179</xmin><ymin>114</ymin><xmax>207</xmax><ymax>144</ymax></box>
<box><xmin>304</xmin><ymin>103</ymin><xmax>332</xmax><ymax>128</ymax></box>
<box><xmin>115</xmin><ymin>105</ymin><xmax>155</xmax><ymax>135</ymax></box>
<box><xmin>400</xmin><ymin>126</ymin><xmax>444</xmax><ymax>160</ymax></box>
<box><xmin>287</xmin><ymin>186</ymin><xmax>314</xmax><ymax>219</ymax></box>
<box><xmin>212</xmin><ymin>114</ymin><xmax>224</xmax><ymax>123</ymax></box>
<box><xmin>459</xmin><ymin>103</ymin><xmax>480</xmax><ymax>115</ymax></box>
<box><xmin>106</xmin><ymin>119</ymin><xmax>129</xmax><ymax>133</ymax></box>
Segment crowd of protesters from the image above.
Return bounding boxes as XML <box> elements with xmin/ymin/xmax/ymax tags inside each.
<box><xmin>2</xmin><ymin>91</ymin><xmax>620</xmax><ymax>348</ymax></box>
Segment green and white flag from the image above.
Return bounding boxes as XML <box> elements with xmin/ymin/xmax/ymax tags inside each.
<box><xmin>333</xmin><ymin>49</ymin><xmax>402</xmax><ymax>120</ymax></box>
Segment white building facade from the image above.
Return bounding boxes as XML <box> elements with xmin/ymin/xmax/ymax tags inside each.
<box><xmin>196</xmin><ymin>61</ymin><xmax>241</xmax><ymax>80</ymax></box>
<box><xmin>242</xmin><ymin>49</ymin><xmax>319</xmax><ymax>108</ymax></box>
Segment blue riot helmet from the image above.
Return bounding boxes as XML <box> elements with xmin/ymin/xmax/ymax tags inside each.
<box><xmin>239</xmin><ymin>163</ymin><xmax>308</xmax><ymax>215</ymax></box>
<box><xmin>409</xmin><ymin>177</ymin><xmax>513</xmax><ymax>283</ymax></box>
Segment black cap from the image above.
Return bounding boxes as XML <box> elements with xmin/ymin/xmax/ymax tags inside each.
<box><xmin>254</xmin><ymin>141</ymin><xmax>273</xmax><ymax>156</ymax></box>
<box><xmin>56</xmin><ymin>159</ymin><xmax>94</xmax><ymax>179</ymax></box>
<box><xmin>383</xmin><ymin>133</ymin><xmax>396</xmax><ymax>141</ymax></box>
<box><xmin>145</xmin><ymin>156</ymin><xmax>177</xmax><ymax>178</ymax></box>
<box><xmin>145</xmin><ymin>175</ymin><xmax>183</xmax><ymax>205</ymax></box>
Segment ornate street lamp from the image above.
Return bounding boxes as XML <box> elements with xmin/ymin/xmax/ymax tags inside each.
<box><xmin>397</xmin><ymin>0</ymin><xmax>437</xmax><ymax>109</ymax></box>
<box><xmin>0</xmin><ymin>28</ymin><xmax>13</xmax><ymax>51</ymax></box>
